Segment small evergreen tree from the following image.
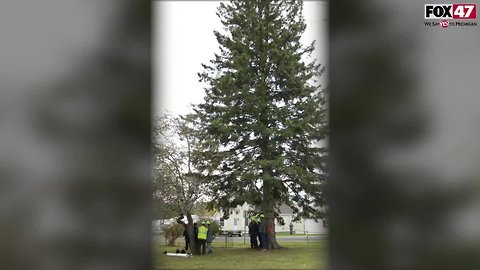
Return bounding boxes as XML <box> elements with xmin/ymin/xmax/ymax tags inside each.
<box><xmin>192</xmin><ymin>0</ymin><xmax>327</xmax><ymax>249</ymax></box>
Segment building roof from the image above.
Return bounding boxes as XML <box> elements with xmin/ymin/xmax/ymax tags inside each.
<box><xmin>212</xmin><ymin>203</ymin><xmax>298</xmax><ymax>217</ymax></box>
<box><xmin>278</xmin><ymin>204</ymin><xmax>294</xmax><ymax>215</ymax></box>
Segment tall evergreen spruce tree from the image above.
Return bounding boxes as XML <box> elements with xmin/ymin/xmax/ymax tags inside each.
<box><xmin>192</xmin><ymin>0</ymin><xmax>327</xmax><ymax>249</ymax></box>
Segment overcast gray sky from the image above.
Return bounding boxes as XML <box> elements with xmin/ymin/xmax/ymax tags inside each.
<box><xmin>154</xmin><ymin>1</ymin><xmax>328</xmax><ymax>117</ymax></box>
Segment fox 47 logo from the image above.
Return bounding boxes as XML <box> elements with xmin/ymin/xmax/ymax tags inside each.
<box><xmin>425</xmin><ymin>4</ymin><xmax>477</xmax><ymax>19</ymax></box>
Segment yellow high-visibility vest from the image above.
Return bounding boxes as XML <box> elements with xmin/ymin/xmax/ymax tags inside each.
<box><xmin>197</xmin><ymin>225</ymin><xmax>207</xmax><ymax>240</ymax></box>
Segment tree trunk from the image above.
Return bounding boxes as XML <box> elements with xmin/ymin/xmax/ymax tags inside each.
<box><xmin>186</xmin><ymin>213</ymin><xmax>197</xmax><ymax>254</ymax></box>
<box><xmin>263</xmin><ymin>179</ymin><xmax>281</xmax><ymax>250</ymax></box>
<box><xmin>177</xmin><ymin>213</ymin><xmax>197</xmax><ymax>254</ymax></box>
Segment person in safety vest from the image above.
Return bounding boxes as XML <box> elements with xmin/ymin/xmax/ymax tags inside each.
<box><xmin>197</xmin><ymin>221</ymin><xmax>208</xmax><ymax>255</ymax></box>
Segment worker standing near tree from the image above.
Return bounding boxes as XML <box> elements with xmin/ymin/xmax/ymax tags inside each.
<box><xmin>197</xmin><ymin>221</ymin><xmax>208</xmax><ymax>255</ymax></box>
<box><xmin>182</xmin><ymin>224</ymin><xmax>190</xmax><ymax>251</ymax></box>
<box><xmin>256</xmin><ymin>214</ymin><xmax>262</xmax><ymax>248</ymax></box>
<box><xmin>248</xmin><ymin>216</ymin><xmax>259</xmax><ymax>248</ymax></box>
<box><xmin>193</xmin><ymin>223</ymin><xmax>199</xmax><ymax>255</ymax></box>
<box><xmin>206</xmin><ymin>220</ymin><xmax>214</xmax><ymax>253</ymax></box>
<box><xmin>258</xmin><ymin>214</ymin><xmax>267</xmax><ymax>250</ymax></box>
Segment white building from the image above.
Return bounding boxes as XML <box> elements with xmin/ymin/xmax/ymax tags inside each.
<box><xmin>212</xmin><ymin>203</ymin><xmax>251</xmax><ymax>233</ymax></box>
<box><xmin>212</xmin><ymin>203</ymin><xmax>327</xmax><ymax>234</ymax></box>
<box><xmin>152</xmin><ymin>215</ymin><xmax>200</xmax><ymax>233</ymax></box>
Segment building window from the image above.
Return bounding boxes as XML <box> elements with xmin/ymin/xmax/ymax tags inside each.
<box><xmin>234</xmin><ymin>218</ymin><xmax>238</xmax><ymax>226</ymax></box>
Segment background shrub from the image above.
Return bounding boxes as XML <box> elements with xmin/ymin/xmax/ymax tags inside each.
<box><xmin>163</xmin><ymin>223</ymin><xmax>184</xmax><ymax>246</ymax></box>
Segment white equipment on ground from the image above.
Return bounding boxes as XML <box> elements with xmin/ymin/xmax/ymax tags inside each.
<box><xmin>165</xmin><ymin>253</ymin><xmax>192</xmax><ymax>258</ymax></box>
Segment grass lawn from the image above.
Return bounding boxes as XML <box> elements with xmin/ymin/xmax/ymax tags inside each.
<box><xmin>275</xmin><ymin>232</ymin><xmax>323</xmax><ymax>237</ymax></box>
<box><xmin>154</xmin><ymin>241</ymin><xmax>326</xmax><ymax>269</ymax></box>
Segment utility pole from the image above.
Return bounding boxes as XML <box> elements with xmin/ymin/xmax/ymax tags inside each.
<box><xmin>303</xmin><ymin>218</ymin><xmax>306</xmax><ymax>234</ymax></box>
